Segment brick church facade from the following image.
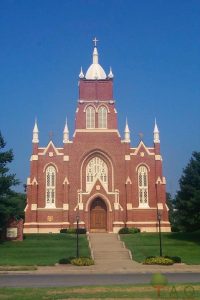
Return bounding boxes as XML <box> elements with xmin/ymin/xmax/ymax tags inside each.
<box><xmin>24</xmin><ymin>41</ymin><xmax>171</xmax><ymax>233</ymax></box>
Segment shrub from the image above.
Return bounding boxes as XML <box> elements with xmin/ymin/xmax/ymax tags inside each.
<box><xmin>129</xmin><ymin>227</ymin><xmax>141</xmax><ymax>234</ymax></box>
<box><xmin>60</xmin><ymin>229</ymin><xmax>68</xmax><ymax>233</ymax></box>
<box><xmin>58</xmin><ymin>256</ymin><xmax>75</xmax><ymax>264</ymax></box>
<box><xmin>67</xmin><ymin>228</ymin><xmax>76</xmax><ymax>234</ymax></box>
<box><xmin>63</xmin><ymin>228</ymin><xmax>87</xmax><ymax>234</ymax></box>
<box><xmin>143</xmin><ymin>256</ymin><xmax>174</xmax><ymax>265</ymax></box>
<box><xmin>71</xmin><ymin>257</ymin><xmax>94</xmax><ymax>266</ymax></box>
<box><xmin>77</xmin><ymin>228</ymin><xmax>87</xmax><ymax>234</ymax></box>
<box><xmin>119</xmin><ymin>227</ymin><xmax>140</xmax><ymax>234</ymax></box>
<box><xmin>164</xmin><ymin>256</ymin><xmax>182</xmax><ymax>263</ymax></box>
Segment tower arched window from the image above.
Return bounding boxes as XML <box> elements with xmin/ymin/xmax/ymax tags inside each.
<box><xmin>138</xmin><ymin>165</ymin><xmax>149</xmax><ymax>206</ymax></box>
<box><xmin>86</xmin><ymin>106</ymin><xmax>95</xmax><ymax>129</ymax></box>
<box><xmin>46</xmin><ymin>165</ymin><xmax>56</xmax><ymax>207</ymax></box>
<box><xmin>86</xmin><ymin>157</ymin><xmax>108</xmax><ymax>191</ymax></box>
<box><xmin>98</xmin><ymin>106</ymin><xmax>107</xmax><ymax>128</ymax></box>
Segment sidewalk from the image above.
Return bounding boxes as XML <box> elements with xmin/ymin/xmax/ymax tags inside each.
<box><xmin>1</xmin><ymin>262</ymin><xmax>200</xmax><ymax>275</ymax></box>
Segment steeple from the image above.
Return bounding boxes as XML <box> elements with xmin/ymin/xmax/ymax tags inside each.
<box><xmin>32</xmin><ymin>119</ymin><xmax>39</xmax><ymax>143</ymax></box>
<box><xmin>79</xmin><ymin>67</ymin><xmax>84</xmax><ymax>79</ymax></box>
<box><xmin>124</xmin><ymin>118</ymin><xmax>130</xmax><ymax>143</ymax></box>
<box><xmin>63</xmin><ymin>118</ymin><xmax>69</xmax><ymax>143</ymax></box>
<box><xmin>108</xmin><ymin>67</ymin><xmax>114</xmax><ymax>79</ymax></box>
<box><xmin>85</xmin><ymin>38</ymin><xmax>107</xmax><ymax>80</ymax></box>
<box><xmin>154</xmin><ymin>118</ymin><xmax>160</xmax><ymax>143</ymax></box>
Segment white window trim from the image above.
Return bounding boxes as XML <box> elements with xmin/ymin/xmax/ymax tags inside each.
<box><xmin>138</xmin><ymin>165</ymin><xmax>149</xmax><ymax>207</ymax></box>
<box><xmin>86</xmin><ymin>157</ymin><xmax>108</xmax><ymax>192</ymax></box>
<box><xmin>86</xmin><ymin>106</ymin><xmax>95</xmax><ymax>129</ymax></box>
<box><xmin>98</xmin><ymin>106</ymin><xmax>107</xmax><ymax>129</ymax></box>
<box><xmin>45</xmin><ymin>166</ymin><xmax>56</xmax><ymax>208</ymax></box>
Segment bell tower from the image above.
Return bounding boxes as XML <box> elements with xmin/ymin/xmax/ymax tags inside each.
<box><xmin>74</xmin><ymin>39</ymin><xmax>118</xmax><ymax>131</ymax></box>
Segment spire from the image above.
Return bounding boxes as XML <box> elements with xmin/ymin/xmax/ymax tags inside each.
<box><xmin>108</xmin><ymin>67</ymin><xmax>114</xmax><ymax>79</ymax></box>
<box><xmin>85</xmin><ymin>38</ymin><xmax>106</xmax><ymax>80</ymax></box>
<box><xmin>63</xmin><ymin>118</ymin><xmax>69</xmax><ymax>143</ymax></box>
<box><xmin>154</xmin><ymin>118</ymin><xmax>160</xmax><ymax>143</ymax></box>
<box><xmin>124</xmin><ymin>118</ymin><xmax>130</xmax><ymax>143</ymax></box>
<box><xmin>93</xmin><ymin>45</ymin><xmax>98</xmax><ymax>64</ymax></box>
<box><xmin>79</xmin><ymin>67</ymin><xmax>84</xmax><ymax>79</ymax></box>
<box><xmin>32</xmin><ymin>118</ymin><xmax>39</xmax><ymax>143</ymax></box>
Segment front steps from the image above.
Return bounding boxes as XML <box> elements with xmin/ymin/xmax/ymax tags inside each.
<box><xmin>89</xmin><ymin>233</ymin><xmax>134</xmax><ymax>267</ymax></box>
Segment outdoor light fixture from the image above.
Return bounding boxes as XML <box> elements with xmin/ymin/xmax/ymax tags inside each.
<box><xmin>157</xmin><ymin>211</ymin><xmax>163</xmax><ymax>257</ymax></box>
<box><xmin>76</xmin><ymin>215</ymin><xmax>80</xmax><ymax>258</ymax></box>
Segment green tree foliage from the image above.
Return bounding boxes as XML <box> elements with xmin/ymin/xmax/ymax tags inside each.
<box><xmin>0</xmin><ymin>132</ymin><xmax>25</xmax><ymax>236</ymax></box>
<box><xmin>175</xmin><ymin>152</ymin><xmax>200</xmax><ymax>232</ymax></box>
<box><xmin>166</xmin><ymin>192</ymin><xmax>179</xmax><ymax>232</ymax></box>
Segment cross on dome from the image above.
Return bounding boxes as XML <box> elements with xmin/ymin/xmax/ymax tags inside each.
<box><xmin>93</xmin><ymin>37</ymin><xmax>99</xmax><ymax>47</ymax></box>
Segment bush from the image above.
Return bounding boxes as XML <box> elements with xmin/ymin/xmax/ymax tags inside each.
<box><xmin>164</xmin><ymin>256</ymin><xmax>182</xmax><ymax>263</ymax></box>
<box><xmin>58</xmin><ymin>256</ymin><xmax>75</xmax><ymax>264</ymax></box>
<box><xmin>60</xmin><ymin>229</ymin><xmax>68</xmax><ymax>233</ymax></box>
<box><xmin>143</xmin><ymin>256</ymin><xmax>174</xmax><ymax>265</ymax></box>
<box><xmin>77</xmin><ymin>228</ymin><xmax>87</xmax><ymax>234</ymax></box>
<box><xmin>71</xmin><ymin>257</ymin><xmax>94</xmax><ymax>266</ymax></box>
<box><xmin>61</xmin><ymin>228</ymin><xmax>87</xmax><ymax>234</ymax></box>
<box><xmin>119</xmin><ymin>227</ymin><xmax>140</xmax><ymax>234</ymax></box>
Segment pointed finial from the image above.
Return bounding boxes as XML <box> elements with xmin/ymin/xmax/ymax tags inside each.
<box><xmin>139</xmin><ymin>132</ymin><xmax>144</xmax><ymax>141</ymax></box>
<box><xmin>63</xmin><ymin>118</ymin><xmax>69</xmax><ymax>143</ymax></box>
<box><xmin>32</xmin><ymin>118</ymin><xmax>39</xmax><ymax>143</ymax></box>
<box><xmin>154</xmin><ymin>118</ymin><xmax>160</xmax><ymax>143</ymax></box>
<box><xmin>124</xmin><ymin>118</ymin><xmax>130</xmax><ymax>143</ymax></box>
<box><xmin>108</xmin><ymin>67</ymin><xmax>114</xmax><ymax>79</ymax></box>
<box><xmin>79</xmin><ymin>66</ymin><xmax>84</xmax><ymax>79</ymax></box>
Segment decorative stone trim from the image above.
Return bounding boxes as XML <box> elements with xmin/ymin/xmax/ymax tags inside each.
<box><xmin>30</xmin><ymin>155</ymin><xmax>38</xmax><ymax>161</ymax></box>
<box><xmin>63</xmin><ymin>204</ymin><xmax>69</xmax><ymax>210</ymax></box>
<box><xmin>31</xmin><ymin>204</ymin><xmax>37</xmax><ymax>211</ymax></box>
<box><xmin>125</xmin><ymin>155</ymin><xmax>131</xmax><ymax>160</ymax></box>
<box><xmin>63</xmin><ymin>155</ymin><xmax>69</xmax><ymax>161</ymax></box>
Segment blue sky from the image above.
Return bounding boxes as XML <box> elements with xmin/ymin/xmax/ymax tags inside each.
<box><xmin>0</xmin><ymin>0</ymin><xmax>199</xmax><ymax>196</ymax></box>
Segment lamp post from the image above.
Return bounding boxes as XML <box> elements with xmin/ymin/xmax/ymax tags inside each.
<box><xmin>157</xmin><ymin>211</ymin><xmax>163</xmax><ymax>257</ymax></box>
<box><xmin>76</xmin><ymin>215</ymin><xmax>80</xmax><ymax>258</ymax></box>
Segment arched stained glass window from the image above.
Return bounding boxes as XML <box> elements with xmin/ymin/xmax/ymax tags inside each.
<box><xmin>46</xmin><ymin>166</ymin><xmax>56</xmax><ymax>207</ymax></box>
<box><xmin>86</xmin><ymin>106</ymin><xmax>95</xmax><ymax>129</ymax></box>
<box><xmin>98</xmin><ymin>106</ymin><xmax>107</xmax><ymax>128</ymax></box>
<box><xmin>86</xmin><ymin>157</ymin><xmax>108</xmax><ymax>191</ymax></box>
<box><xmin>138</xmin><ymin>165</ymin><xmax>149</xmax><ymax>206</ymax></box>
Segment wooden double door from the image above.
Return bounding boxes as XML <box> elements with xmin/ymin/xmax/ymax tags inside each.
<box><xmin>90</xmin><ymin>198</ymin><xmax>107</xmax><ymax>232</ymax></box>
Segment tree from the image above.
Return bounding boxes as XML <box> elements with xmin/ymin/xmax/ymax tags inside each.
<box><xmin>0</xmin><ymin>131</ymin><xmax>25</xmax><ymax>237</ymax></box>
<box><xmin>166</xmin><ymin>192</ymin><xmax>178</xmax><ymax>231</ymax></box>
<box><xmin>175</xmin><ymin>152</ymin><xmax>200</xmax><ymax>232</ymax></box>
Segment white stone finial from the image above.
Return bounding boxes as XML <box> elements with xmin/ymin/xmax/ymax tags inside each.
<box><xmin>154</xmin><ymin>118</ymin><xmax>160</xmax><ymax>143</ymax></box>
<box><xmin>79</xmin><ymin>67</ymin><xmax>84</xmax><ymax>79</ymax></box>
<box><xmin>108</xmin><ymin>67</ymin><xmax>114</xmax><ymax>79</ymax></box>
<box><xmin>32</xmin><ymin>118</ymin><xmax>39</xmax><ymax>143</ymax></box>
<box><xmin>124</xmin><ymin>118</ymin><xmax>131</xmax><ymax>143</ymax></box>
<box><xmin>63</xmin><ymin>118</ymin><xmax>69</xmax><ymax>143</ymax></box>
<box><xmin>93</xmin><ymin>45</ymin><xmax>98</xmax><ymax>64</ymax></box>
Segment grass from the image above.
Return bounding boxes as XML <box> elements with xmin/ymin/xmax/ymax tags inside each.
<box><xmin>120</xmin><ymin>232</ymin><xmax>200</xmax><ymax>264</ymax></box>
<box><xmin>0</xmin><ymin>284</ymin><xmax>199</xmax><ymax>299</ymax></box>
<box><xmin>0</xmin><ymin>234</ymin><xmax>90</xmax><ymax>266</ymax></box>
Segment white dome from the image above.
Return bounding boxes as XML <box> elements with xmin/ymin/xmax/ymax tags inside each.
<box><xmin>85</xmin><ymin>46</ymin><xmax>107</xmax><ymax>80</ymax></box>
<box><xmin>85</xmin><ymin>63</ymin><xmax>106</xmax><ymax>80</ymax></box>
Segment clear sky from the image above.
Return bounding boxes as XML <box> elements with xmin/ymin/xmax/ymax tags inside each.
<box><xmin>0</xmin><ymin>0</ymin><xmax>199</xmax><ymax>196</ymax></box>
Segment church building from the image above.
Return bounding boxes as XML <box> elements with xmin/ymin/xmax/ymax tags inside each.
<box><xmin>24</xmin><ymin>40</ymin><xmax>171</xmax><ymax>233</ymax></box>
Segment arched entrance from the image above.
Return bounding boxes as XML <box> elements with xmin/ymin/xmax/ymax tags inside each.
<box><xmin>90</xmin><ymin>198</ymin><xmax>107</xmax><ymax>232</ymax></box>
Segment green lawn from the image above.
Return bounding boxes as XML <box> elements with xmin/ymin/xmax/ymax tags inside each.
<box><xmin>0</xmin><ymin>284</ymin><xmax>199</xmax><ymax>299</ymax></box>
<box><xmin>121</xmin><ymin>232</ymin><xmax>200</xmax><ymax>264</ymax></box>
<box><xmin>0</xmin><ymin>234</ymin><xmax>90</xmax><ymax>266</ymax></box>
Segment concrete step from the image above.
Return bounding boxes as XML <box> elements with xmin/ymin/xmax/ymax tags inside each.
<box><xmin>89</xmin><ymin>233</ymin><xmax>132</xmax><ymax>264</ymax></box>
